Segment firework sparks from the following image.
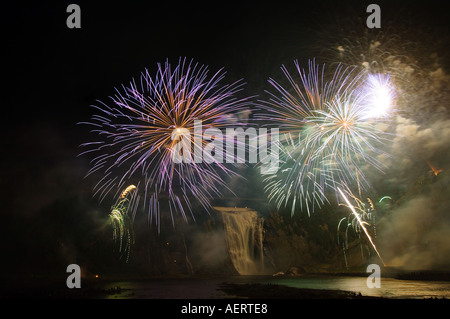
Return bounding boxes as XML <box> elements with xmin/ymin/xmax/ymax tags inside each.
<box><xmin>257</xmin><ymin>59</ymin><xmax>391</xmax><ymax>215</ymax></box>
<box><xmin>337</xmin><ymin>187</ymin><xmax>385</xmax><ymax>266</ymax></box>
<box><xmin>120</xmin><ymin>185</ymin><xmax>137</xmax><ymax>199</ymax></box>
<box><xmin>80</xmin><ymin>57</ymin><xmax>251</xmax><ymax>229</ymax></box>
<box><xmin>109</xmin><ymin>184</ymin><xmax>136</xmax><ymax>263</ymax></box>
<box><xmin>337</xmin><ymin>186</ymin><xmax>381</xmax><ymax>266</ymax></box>
<box><xmin>360</xmin><ymin>73</ymin><xmax>396</xmax><ymax>119</ymax></box>
<box><xmin>426</xmin><ymin>160</ymin><xmax>443</xmax><ymax>176</ymax></box>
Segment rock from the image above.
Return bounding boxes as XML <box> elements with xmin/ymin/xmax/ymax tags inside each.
<box><xmin>272</xmin><ymin>271</ymin><xmax>285</xmax><ymax>277</ymax></box>
<box><xmin>285</xmin><ymin>267</ymin><xmax>302</xmax><ymax>276</ymax></box>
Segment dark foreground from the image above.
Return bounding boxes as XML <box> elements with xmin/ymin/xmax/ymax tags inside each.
<box><xmin>1</xmin><ymin>275</ymin><xmax>380</xmax><ymax>299</ymax></box>
<box><xmin>218</xmin><ymin>282</ymin><xmax>380</xmax><ymax>299</ymax></box>
<box><xmin>2</xmin><ymin>270</ymin><xmax>450</xmax><ymax>299</ymax></box>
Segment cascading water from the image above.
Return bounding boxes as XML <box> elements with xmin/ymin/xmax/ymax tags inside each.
<box><xmin>215</xmin><ymin>207</ymin><xmax>265</xmax><ymax>275</ymax></box>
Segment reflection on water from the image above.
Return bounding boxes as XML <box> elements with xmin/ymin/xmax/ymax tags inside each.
<box><xmin>267</xmin><ymin>276</ymin><xmax>450</xmax><ymax>299</ymax></box>
<box><xmin>96</xmin><ymin>275</ymin><xmax>450</xmax><ymax>299</ymax></box>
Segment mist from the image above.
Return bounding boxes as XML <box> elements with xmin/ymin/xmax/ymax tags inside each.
<box><xmin>378</xmin><ymin>173</ymin><xmax>450</xmax><ymax>270</ymax></box>
<box><xmin>375</xmin><ymin>115</ymin><xmax>450</xmax><ymax>270</ymax></box>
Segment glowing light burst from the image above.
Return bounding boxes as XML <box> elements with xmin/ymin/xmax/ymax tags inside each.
<box><xmin>337</xmin><ymin>187</ymin><xmax>385</xmax><ymax>266</ymax></box>
<box><xmin>360</xmin><ymin>73</ymin><xmax>396</xmax><ymax>119</ymax></box>
<box><xmin>257</xmin><ymin>60</ymin><xmax>391</xmax><ymax>215</ymax></box>
<box><xmin>80</xmin><ymin>58</ymin><xmax>251</xmax><ymax>229</ymax></box>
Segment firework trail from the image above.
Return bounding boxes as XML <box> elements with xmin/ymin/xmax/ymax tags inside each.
<box><xmin>80</xmin><ymin>57</ymin><xmax>251</xmax><ymax>230</ymax></box>
<box><xmin>337</xmin><ymin>186</ymin><xmax>385</xmax><ymax>265</ymax></box>
<box><xmin>109</xmin><ymin>184</ymin><xmax>137</xmax><ymax>263</ymax></box>
<box><xmin>256</xmin><ymin>59</ymin><xmax>393</xmax><ymax>215</ymax></box>
<box><xmin>337</xmin><ymin>187</ymin><xmax>385</xmax><ymax>266</ymax></box>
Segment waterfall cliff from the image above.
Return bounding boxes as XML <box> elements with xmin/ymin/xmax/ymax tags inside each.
<box><xmin>215</xmin><ymin>207</ymin><xmax>264</xmax><ymax>275</ymax></box>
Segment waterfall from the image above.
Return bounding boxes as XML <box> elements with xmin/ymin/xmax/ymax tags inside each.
<box><xmin>215</xmin><ymin>207</ymin><xmax>264</xmax><ymax>275</ymax></box>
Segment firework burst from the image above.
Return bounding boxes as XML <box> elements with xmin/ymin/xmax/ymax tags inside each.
<box><xmin>257</xmin><ymin>59</ymin><xmax>392</xmax><ymax>215</ymax></box>
<box><xmin>315</xmin><ymin>18</ymin><xmax>450</xmax><ymax>122</ymax></box>
<box><xmin>109</xmin><ymin>185</ymin><xmax>137</xmax><ymax>263</ymax></box>
<box><xmin>337</xmin><ymin>187</ymin><xmax>385</xmax><ymax>266</ymax></box>
<box><xmin>80</xmin><ymin>57</ymin><xmax>251</xmax><ymax>230</ymax></box>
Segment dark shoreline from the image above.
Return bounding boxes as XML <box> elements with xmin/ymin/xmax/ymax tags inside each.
<box><xmin>2</xmin><ymin>269</ymin><xmax>450</xmax><ymax>299</ymax></box>
<box><xmin>218</xmin><ymin>282</ymin><xmax>382</xmax><ymax>299</ymax></box>
<box><xmin>0</xmin><ymin>279</ymin><xmax>381</xmax><ymax>299</ymax></box>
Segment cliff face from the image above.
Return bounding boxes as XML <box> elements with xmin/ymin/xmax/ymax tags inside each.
<box><xmin>121</xmin><ymin>208</ymin><xmax>239</xmax><ymax>277</ymax></box>
<box><xmin>12</xmin><ymin>195</ymin><xmax>380</xmax><ymax>280</ymax></box>
<box><xmin>88</xmin><ymin>203</ymin><xmax>368</xmax><ymax>276</ymax></box>
<box><xmin>119</xmin><ymin>172</ymin><xmax>450</xmax><ymax>276</ymax></box>
<box><xmin>119</xmin><ymin>206</ymin><xmax>352</xmax><ymax>276</ymax></box>
<box><xmin>263</xmin><ymin>210</ymin><xmax>344</xmax><ymax>273</ymax></box>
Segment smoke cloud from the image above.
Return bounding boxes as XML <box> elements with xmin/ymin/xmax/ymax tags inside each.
<box><xmin>378</xmin><ymin>175</ymin><xmax>450</xmax><ymax>270</ymax></box>
<box><xmin>376</xmin><ymin>113</ymin><xmax>450</xmax><ymax>270</ymax></box>
<box><xmin>189</xmin><ymin>230</ymin><xmax>229</xmax><ymax>271</ymax></box>
<box><xmin>393</xmin><ymin>115</ymin><xmax>450</xmax><ymax>160</ymax></box>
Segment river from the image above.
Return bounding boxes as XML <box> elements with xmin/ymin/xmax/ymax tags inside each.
<box><xmin>266</xmin><ymin>275</ymin><xmax>450</xmax><ymax>299</ymax></box>
<box><xmin>94</xmin><ymin>274</ymin><xmax>450</xmax><ymax>299</ymax></box>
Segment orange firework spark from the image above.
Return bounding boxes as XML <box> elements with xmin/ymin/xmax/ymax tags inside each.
<box><xmin>426</xmin><ymin>160</ymin><xmax>442</xmax><ymax>176</ymax></box>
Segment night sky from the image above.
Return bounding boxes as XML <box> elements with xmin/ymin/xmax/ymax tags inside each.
<box><xmin>2</xmin><ymin>0</ymin><xmax>450</xmax><ymax>300</ymax></box>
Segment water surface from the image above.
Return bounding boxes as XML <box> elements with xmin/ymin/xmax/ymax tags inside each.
<box><xmin>267</xmin><ymin>275</ymin><xmax>450</xmax><ymax>299</ymax></box>
<box><xmin>94</xmin><ymin>275</ymin><xmax>450</xmax><ymax>299</ymax></box>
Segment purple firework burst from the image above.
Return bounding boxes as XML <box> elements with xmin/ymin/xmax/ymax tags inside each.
<box><xmin>79</xmin><ymin>57</ymin><xmax>251</xmax><ymax>230</ymax></box>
